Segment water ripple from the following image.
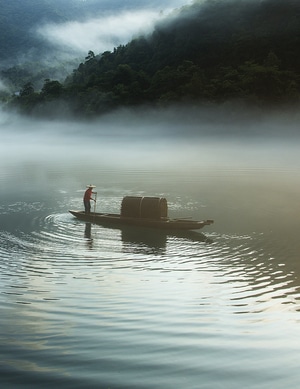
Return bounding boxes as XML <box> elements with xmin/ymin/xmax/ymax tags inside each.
<box><xmin>1</xmin><ymin>208</ymin><xmax>300</xmax><ymax>317</ymax></box>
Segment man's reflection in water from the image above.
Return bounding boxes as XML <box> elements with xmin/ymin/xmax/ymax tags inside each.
<box><xmin>84</xmin><ymin>223</ymin><xmax>93</xmax><ymax>249</ymax></box>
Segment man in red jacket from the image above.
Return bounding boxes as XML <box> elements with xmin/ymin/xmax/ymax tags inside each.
<box><xmin>83</xmin><ymin>185</ymin><xmax>96</xmax><ymax>214</ymax></box>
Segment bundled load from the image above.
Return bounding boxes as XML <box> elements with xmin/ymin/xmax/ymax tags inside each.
<box><xmin>121</xmin><ymin>196</ymin><xmax>168</xmax><ymax>220</ymax></box>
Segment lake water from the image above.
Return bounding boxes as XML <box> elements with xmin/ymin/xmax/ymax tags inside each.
<box><xmin>1</xmin><ymin>107</ymin><xmax>300</xmax><ymax>388</ymax></box>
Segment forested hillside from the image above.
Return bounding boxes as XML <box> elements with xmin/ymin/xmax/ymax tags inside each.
<box><xmin>9</xmin><ymin>0</ymin><xmax>300</xmax><ymax>117</ymax></box>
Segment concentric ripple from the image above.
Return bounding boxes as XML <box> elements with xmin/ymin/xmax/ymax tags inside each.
<box><xmin>1</xmin><ymin>205</ymin><xmax>300</xmax><ymax>317</ymax></box>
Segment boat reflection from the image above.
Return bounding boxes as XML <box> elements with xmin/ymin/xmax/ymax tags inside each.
<box><xmin>82</xmin><ymin>221</ymin><xmax>213</xmax><ymax>254</ymax></box>
<box><xmin>122</xmin><ymin>228</ymin><xmax>167</xmax><ymax>255</ymax></box>
<box><xmin>121</xmin><ymin>226</ymin><xmax>213</xmax><ymax>255</ymax></box>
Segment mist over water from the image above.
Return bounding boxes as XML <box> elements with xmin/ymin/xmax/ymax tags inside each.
<box><xmin>1</xmin><ymin>105</ymin><xmax>300</xmax><ymax>259</ymax></box>
<box><xmin>1</xmin><ymin>105</ymin><xmax>300</xmax><ymax>388</ymax></box>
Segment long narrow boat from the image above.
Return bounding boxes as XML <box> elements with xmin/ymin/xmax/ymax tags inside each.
<box><xmin>69</xmin><ymin>195</ymin><xmax>214</xmax><ymax>231</ymax></box>
<box><xmin>69</xmin><ymin>210</ymin><xmax>214</xmax><ymax>231</ymax></box>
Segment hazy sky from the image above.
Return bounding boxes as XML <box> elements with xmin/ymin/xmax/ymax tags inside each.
<box><xmin>37</xmin><ymin>0</ymin><xmax>194</xmax><ymax>56</ymax></box>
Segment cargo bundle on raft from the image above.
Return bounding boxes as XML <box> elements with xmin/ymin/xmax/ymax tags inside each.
<box><xmin>69</xmin><ymin>196</ymin><xmax>214</xmax><ymax>231</ymax></box>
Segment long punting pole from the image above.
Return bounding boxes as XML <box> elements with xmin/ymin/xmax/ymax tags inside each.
<box><xmin>93</xmin><ymin>192</ymin><xmax>97</xmax><ymax>223</ymax></box>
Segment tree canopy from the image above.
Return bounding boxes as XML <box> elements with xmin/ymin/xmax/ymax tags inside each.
<box><xmin>9</xmin><ymin>0</ymin><xmax>300</xmax><ymax>117</ymax></box>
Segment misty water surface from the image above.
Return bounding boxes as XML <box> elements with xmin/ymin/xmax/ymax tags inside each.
<box><xmin>1</xmin><ymin>106</ymin><xmax>300</xmax><ymax>388</ymax></box>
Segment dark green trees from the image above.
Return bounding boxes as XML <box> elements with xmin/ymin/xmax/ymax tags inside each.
<box><xmin>9</xmin><ymin>0</ymin><xmax>300</xmax><ymax>117</ymax></box>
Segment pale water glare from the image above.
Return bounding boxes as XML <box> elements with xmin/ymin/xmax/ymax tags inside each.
<box><xmin>1</xmin><ymin>108</ymin><xmax>300</xmax><ymax>388</ymax></box>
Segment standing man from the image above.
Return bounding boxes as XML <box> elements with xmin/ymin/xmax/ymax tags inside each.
<box><xmin>83</xmin><ymin>185</ymin><xmax>96</xmax><ymax>214</ymax></box>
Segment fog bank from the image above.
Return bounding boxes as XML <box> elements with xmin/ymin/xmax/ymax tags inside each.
<box><xmin>2</xmin><ymin>103</ymin><xmax>300</xmax><ymax>139</ymax></box>
<box><xmin>1</xmin><ymin>104</ymin><xmax>300</xmax><ymax>177</ymax></box>
<box><xmin>37</xmin><ymin>10</ymin><xmax>162</xmax><ymax>56</ymax></box>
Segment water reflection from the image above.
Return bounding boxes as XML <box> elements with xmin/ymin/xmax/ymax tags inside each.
<box><xmin>84</xmin><ymin>222</ymin><xmax>93</xmax><ymax>249</ymax></box>
<box><xmin>79</xmin><ymin>218</ymin><xmax>213</xmax><ymax>255</ymax></box>
<box><xmin>122</xmin><ymin>227</ymin><xmax>167</xmax><ymax>255</ymax></box>
<box><xmin>1</xmin><ymin>110</ymin><xmax>300</xmax><ymax>388</ymax></box>
<box><xmin>121</xmin><ymin>225</ymin><xmax>212</xmax><ymax>245</ymax></box>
